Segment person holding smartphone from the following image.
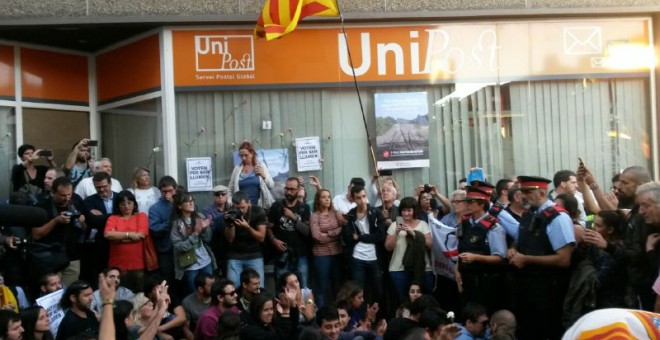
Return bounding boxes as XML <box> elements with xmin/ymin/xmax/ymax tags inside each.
<box><xmin>64</xmin><ymin>139</ymin><xmax>95</xmax><ymax>189</ymax></box>
<box><xmin>384</xmin><ymin>197</ymin><xmax>434</xmax><ymax>299</ymax></box>
<box><xmin>10</xmin><ymin>144</ymin><xmax>54</xmax><ymax>195</ymax></box>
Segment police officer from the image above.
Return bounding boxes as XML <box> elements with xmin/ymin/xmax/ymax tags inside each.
<box><xmin>508</xmin><ymin>176</ymin><xmax>575</xmax><ymax>340</ymax></box>
<box><xmin>455</xmin><ymin>186</ymin><xmax>508</xmax><ymax>313</ymax></box>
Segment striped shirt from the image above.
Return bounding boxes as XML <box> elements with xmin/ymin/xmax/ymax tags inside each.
<box><xmin>310</xmin><ymin>211</ymin><xmax>343</xmax><ymax>256</ymax></box>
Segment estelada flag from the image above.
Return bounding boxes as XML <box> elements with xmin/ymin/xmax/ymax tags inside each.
<box><xmin>256</xmin><ymin>0</ymin><xmax>339</xmax><ymax>40</ymax></box>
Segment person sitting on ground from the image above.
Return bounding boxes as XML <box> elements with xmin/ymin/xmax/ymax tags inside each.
<box><xmin>19</xmin><ymin>306</ymin><xmax>53</xmax><ymax>340</ymax></box>
<box><xmin>56</xmin><ymin>280</ymin><xmax>98</xmax><ymax>340</ymax></box>
<box><xmin>455</xmin><ymin>302</ymin><xmax>488</xmax><ymax>340</ymax></box>
<box><xmin>90</xmin><ymin>267</ymin><xmax>135</xmax><ymax>316</ymax></box>
<box><xmin>0</xmin><ymin>309</ymin><xmax>24</xmax><ymax>340</ymax></box>
<box><xmin>489</xmin><ymin>309</ymin><xmax>516</xmax><ymax>339</ymax></box>
<box><xmin>181</xmin><ymin>272</ymin><xmax>215</xmax><ymax>335</ymax></box>
<box><xmin>239</xmin><ymin>292</ymin><xmax>300</xmax><ymax>340</ymax></box>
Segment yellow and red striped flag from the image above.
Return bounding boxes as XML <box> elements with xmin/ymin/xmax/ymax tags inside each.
<box><xmin>255</xmin><ymin>0</ymin><xmax>339</xmax><ymax>40</ymax></box>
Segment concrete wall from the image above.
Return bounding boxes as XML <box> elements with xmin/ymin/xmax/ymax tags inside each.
<box><xmin>1</xmin><ymin>0</ymin><xmax>659</xmax><ymax>22</ymax></box>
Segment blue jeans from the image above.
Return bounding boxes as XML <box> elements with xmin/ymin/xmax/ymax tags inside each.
<box><xmin>227</xmin><ymin>258</ymin><xmax>265</xmax><ymax>288</ymax></box>
<box><xmin>389</xmin><ymin>270</ymin><xmax>435</xmax><ymax>301</ymax></box>
<box><xmin>314</xmin><ymin>254</ymin><xmax>342</xmax><ymax>308</ymax></box>
<box><xmin>350</xmin><ymin>258</ymin><xmax>382</xmax><ymax>303</ymax></box>
<box><xmin>274</xmin><ymin>253</ymin><xmax>309</xmax><ymax>289</ymax></box>
<box><xmin>182</xmin><ymin>262</ymin><xmax>213</xmax><ymax>296</ymax></box>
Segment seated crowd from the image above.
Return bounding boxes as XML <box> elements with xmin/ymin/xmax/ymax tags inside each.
<box><xmin>1</xmin><ymin>139</ymin><xmax>659</xmax><ymax>340</ymax></box>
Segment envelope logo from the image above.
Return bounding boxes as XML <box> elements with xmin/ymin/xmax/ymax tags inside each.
<box><xmin>564</xmin><ymin>27</ymin><xmax>602</xmax><ymax>55</ymax></box>
<box><xmin>591</xmin><ymin>57</ymin><xmax>604</xmax><ymax>68</ymax></box>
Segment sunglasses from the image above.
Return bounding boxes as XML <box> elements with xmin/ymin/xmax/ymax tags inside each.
<box><xmin>214</xmin><ymin>192</ymin><xmax>228</xmax><ymax>197</ymax></box>
<box><xmin>222</xmin><ymin>290</ymin><xmax>237</xmax><ymax>296</ymax></box>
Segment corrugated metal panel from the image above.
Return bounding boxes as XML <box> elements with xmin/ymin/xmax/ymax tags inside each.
<box><xmin>510</xmin><ymin>78</ymin><xmax>651</xmax><ymax>186</ymax></box>
<box><xmin>175</xmin><ymin>77</ymin><xmax>652</xmax><ymax>208</ymax></box>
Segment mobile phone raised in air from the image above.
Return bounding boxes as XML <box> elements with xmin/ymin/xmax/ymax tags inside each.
<box><xmin>87</xmin><ymin>140</ymin><xmax>99</xmax><ymax>147</ymax></box>
<box><xmin>37</xmin><ymin>150</ymin><xmax>52</xmax><ymax>157</ymax></box>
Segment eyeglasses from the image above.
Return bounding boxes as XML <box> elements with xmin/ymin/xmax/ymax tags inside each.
<box><xmin>451</xmin><ymin>200</ymin><xmax>466</xmax><ymax>204</ymax></box>
<box><xmin>214</xmin><ymin>192</ymin><xmax>228</xmax><ymax>197</ymax></box>
<box><xmin>475</xmin><ymin>319</ymin><xmax>489</xmax><ymax>326</ymax></box>
<box><xmin>465</xmin><ymin>199</ymin><xmax>479</xmax><ymax>204</ymax></box>
<box><xmin>222</xmin><ymin>290</ymin><xmax>237</xmax><ymax>296</ymax></box>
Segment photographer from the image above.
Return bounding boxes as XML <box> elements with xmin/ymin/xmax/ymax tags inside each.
<box><xmin>267</xmin><ymin>177</ymin><xmax>312</xmax><ymax>288</ymax></box>
<box><xmin>33</xmin><ymin>177</ymin><xmax>87</xmax><ymax>288</ymax></box>
<box><xmin>224</xmin><ymin>191</ymin><xmax>267</xmax><ymax>288</ymax></box>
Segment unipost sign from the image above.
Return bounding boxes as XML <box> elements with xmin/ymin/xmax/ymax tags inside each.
<box><xmin>172</xmin><ymin>18</ymin><xmax>650</xmax><ymax>90</ymax></box>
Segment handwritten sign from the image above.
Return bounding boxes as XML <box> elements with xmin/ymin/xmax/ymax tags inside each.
<box><xmin>295</xmin><ymin>137</ymin><xmax>321</xmax><ymax>172</ymax></box>
<box><xmin>36</xmin><ymin>289</ymin><xmax>64</xmax><ymax>337</ymax></box>
<box><xmin>186</xmin><ymin>157</ymin><xmax>213</xmax><ymax>192</ymax></box>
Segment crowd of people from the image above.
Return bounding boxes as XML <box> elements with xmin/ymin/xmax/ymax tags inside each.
<box><xmin>1</xmin><ymin>138</ymin><xmax>660</xmax><ymax>340</ymax></box>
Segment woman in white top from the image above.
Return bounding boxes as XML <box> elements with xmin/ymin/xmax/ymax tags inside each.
<box><xmin>127</xmin><ymin>167</ymin><xmax>160</xmax><ymax>214</ymax></box>
<box><xmin>385</xmin><ymin>196</ymin><xmax>433</xmax><ymax>301</ymax></box>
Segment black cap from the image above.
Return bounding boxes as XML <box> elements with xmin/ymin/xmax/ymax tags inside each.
<box><xmin>350</xmin><ymin>177</ymin><xmax>366</xmax><ymax>187</ymax></box>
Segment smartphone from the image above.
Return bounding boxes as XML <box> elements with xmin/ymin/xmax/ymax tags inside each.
<box><xmin>396</xmin><ymin>216</ymin><xmax>404</xmax><ymax>226</ymax></box>
<box><xmin>37</xmin><ymin>150</ymin><xmax>52</xmax><ymax>157</ymax></box>
<box><xmin>467</xmin><ymin>168</ymin><xmax>485</xmax><ymax>185</ymax></box>
<box><xmin>578</xmin><ymin>157</ymin><xmax>585</xmax><ymax>167</ymax></box>
<box><xmin>378</xmin><ymin>169</ymin><xmax>393</xmax><ymax>176</ymax></box>
<box><xmin>87</xmin><ymin>140</ymin><xmax>98</xmax><ymax>147</ymax></box>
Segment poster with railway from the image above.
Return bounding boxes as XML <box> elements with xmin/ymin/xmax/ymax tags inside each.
<box><xmin>375</xmin><ymin>91</ymin><xmax>430</xmax><ymax>169</ymax></box>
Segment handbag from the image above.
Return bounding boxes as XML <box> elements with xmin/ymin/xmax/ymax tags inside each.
<box><xmin>19</xmin><ymin>170</ymin><xmax>41</xmax><ymax>205</ymax></box>
<box><xmin>176</xmin><ymin>248</ymin><xmax>197</xmax><ymax>268</ymax></box>
<box><xmin>28</xmin><ymin>242</ymin><xmax>69</xmax><ymax>275</ymax></box>
<box><xmin>143</xmin><ymin>234</ymin><xmax>159</xmax><ymax>271</ymax></box>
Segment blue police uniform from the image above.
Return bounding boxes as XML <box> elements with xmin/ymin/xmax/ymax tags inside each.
<box><xmin>514</xmin><ymin>197</ymin><xmax>575</xmax><ymax>340</ymax></box>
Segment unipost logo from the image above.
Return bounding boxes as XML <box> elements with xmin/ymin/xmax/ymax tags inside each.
<box><xmin>194</xmin><ymin>35</ymin><xmax>255</xmax><ymax>72</ymax></box>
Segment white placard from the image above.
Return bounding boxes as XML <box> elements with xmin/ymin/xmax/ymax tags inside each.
<box><xmin>36</xmin><ymin>289</ymin><xmax>65</xmax><ymax>337</ymax></box>
<box><xmin>295</xmin><ymin>136</ymin><xmax>322</xmax><ymax>172</ymax></box>
<box><xmin>186</xmin><ymin>157</ymin><xmax>213</xmax><ymax>192</ymax></box>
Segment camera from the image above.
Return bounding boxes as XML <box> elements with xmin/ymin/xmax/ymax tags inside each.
<box><xmin>64</xmin><ymin>210</ymin><xmax>84</xmax><ymax>230</ymax></box>
<box><xmin>423</xmin><ymin>184</ymin><xmax>432</xmax><ymax>193</ymax></box>
<box><xmin>224</xmin><ymin>208</ymin><xmax>243</xmax><ymax>224</ymax></box>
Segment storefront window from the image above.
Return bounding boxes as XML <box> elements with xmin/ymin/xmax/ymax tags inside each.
<box><xmin>172</xmin><ymin>18</ymin><xmax>654</xmax><ymax>198</ymax></box>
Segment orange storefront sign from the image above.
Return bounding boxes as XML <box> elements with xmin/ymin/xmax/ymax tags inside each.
<box><xmin>0</xmin><ymin>45</ymin><xmax>14</xmax><ymax>100</ymax></box>
<box><xmin>21</xmin><ymin>48</ymin><xmax>88</xmax><ymax>104</ymax></box>
<box><xmin>172</xmin><ymin>18</ymin><xmax>650</xmax><ymax>89</ymax></box>
<box><xmin>96</xmin><ymin>34</ymin><xmax>161</xmax><ymax>104</ymax></box>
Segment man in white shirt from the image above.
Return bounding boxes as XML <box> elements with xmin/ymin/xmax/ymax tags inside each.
<box><xmin>332</xmin><ymin>177</ymin><xmax>365</xmax><ymax>214</ymax></box>
<box><xmin>75</xmin><ymin>158</ymin><xmax>122</xmax><ymax>199</ymax></box>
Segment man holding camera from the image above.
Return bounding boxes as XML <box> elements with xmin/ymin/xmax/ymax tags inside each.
<box><xmin>33</xmin><ymin>177</ymin><xmax>87</xmax><ymax>288</ymax></box>
<box><xmin>223</xmin><ymin>191</ymin><xmax>268</xmax><ymax>288</ymax></box>
<box><xmin>268</xmin><ymin>177</ymin><xmax>312</xmax><ymax>287</ymax></box>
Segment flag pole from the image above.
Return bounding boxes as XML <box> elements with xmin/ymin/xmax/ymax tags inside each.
<box><xmin>338</xmin><ymin>12</ymin><xmax>382</xmax><ymax>193</ymax></box>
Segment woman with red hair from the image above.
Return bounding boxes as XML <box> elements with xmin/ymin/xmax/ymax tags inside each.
<box><xmin>227</xmin><ymin>141</ymin><xmax>275</xmax><ymax>209</ymax></box>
